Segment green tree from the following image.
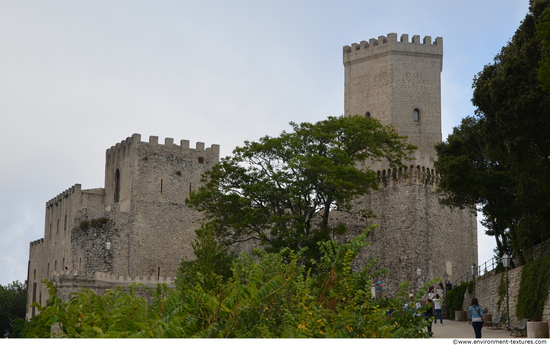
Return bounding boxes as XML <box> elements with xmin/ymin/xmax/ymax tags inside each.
<box><xmin>9</xmin><ymin>312</ymin><xmax>52</xmax><ymax>338</ymax></box>
<box><xmin>178</xmin><ymin>223</ymin><xmax>236</xmax><ymax>292</ymax></box>
<box><xmin>0</xmin><ymin>280</ymin><xmax>27</xmax><ymax>338</ymax></box>
<box><xmin>434</xmin><ymin>116</ymin><xmax>519</xmax><ymax>264</ymax></box>
<box><xmin>186</xmin><ymin>115</ymin><xmax>416</xmax><ymax>262</ymax></box>
<box><xmin>436</xmin><ymin>0</ymin><xmax>550</xmax><ymax>263</ymax></box>
<box><xmin>537</xmin><ymin>5</ymin><xmax>550</xmax><ymax>92</ymax></box>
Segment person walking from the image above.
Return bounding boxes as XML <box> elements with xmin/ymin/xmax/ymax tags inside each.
<box><xmin>433</xmin><ymin>294</ymin><xmax>443</xmax><ymax>325</ymax></box>
<box><xmin>469</xmin><ymin>298</ymin><xmax>484</xmax><ymax>338</ymax></box>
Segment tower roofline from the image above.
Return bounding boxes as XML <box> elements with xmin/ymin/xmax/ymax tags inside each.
<box><xmin>343</xmin><ymin>33</ymin><xmax>443</xmax><ymax>68</ymax></box>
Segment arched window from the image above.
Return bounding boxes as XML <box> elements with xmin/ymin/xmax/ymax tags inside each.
<box><xmin>114</xmin><ymin>169</ymin><xmax>121</xmax><ymax>203</ymax></box>
<box><xmin>413</xmin><ymin>109</ymin><xmax>420</xmax><ymax>122</ymax></box>
<box><xmin>365</xmin><ymin>111</ymin><xmax>371</xmax><ymax>118</ymax></box>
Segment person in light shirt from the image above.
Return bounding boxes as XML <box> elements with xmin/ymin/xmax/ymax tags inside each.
<box><xmin>432</xmin><ymin>294</ymin><xmax>443</xmax><ymax>325</ymax></box>
<box><xmin>469</xmin><ymin>298</ymin><xmax>484</xmax><ymax>338</ymax></box>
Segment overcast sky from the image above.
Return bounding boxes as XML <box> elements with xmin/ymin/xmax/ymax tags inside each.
<box><xmin>0</xmin><ymin>0</ymin><xmax>530</xmax><ymax>286</ymax></box>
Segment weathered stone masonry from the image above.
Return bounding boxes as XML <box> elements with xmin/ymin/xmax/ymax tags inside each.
<box><xmin>27</xmin><ymin>135</ymin><xmax>219</xmax><ymax>319</ymax></box>
<box><xmin>342</xmin><ymin>33</ymin><xmax>477</xmax><ymax>295</ymax></box>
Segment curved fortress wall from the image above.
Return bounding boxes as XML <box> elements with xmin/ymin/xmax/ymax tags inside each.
<box><xmin>334</xmin><ymin>168</ymin><xmax>477</xmax><ymax>295</ymax></box>
<box><xmin>342</xmin><ymin>33</ymin><xmax>477</xmax><ymax>294</ymax></box>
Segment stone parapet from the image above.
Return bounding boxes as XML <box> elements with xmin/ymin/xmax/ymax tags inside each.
<box><xmin>343</xmin><ymin>33</ymin><xmax>443</xmax><ymax>69</ymax></box>
<box><xmin>51</xmin><ymin>270</ymin><xmax>175</xmax><ymax>287</ymax></box>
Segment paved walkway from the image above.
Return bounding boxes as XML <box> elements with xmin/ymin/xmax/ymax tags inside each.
<box><xmin>431</xmin><ymin>320</ymin><xmax>523</xmax><ymax>338</ymax></box>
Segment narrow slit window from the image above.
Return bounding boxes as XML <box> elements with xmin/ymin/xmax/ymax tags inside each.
<box><xmin>114</xmin><ymin>169</ymin><xmax>121</xmax><ymax>203</ymax></box>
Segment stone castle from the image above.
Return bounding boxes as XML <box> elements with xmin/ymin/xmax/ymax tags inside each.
<box><xmin>26</xmin><ymin>137</ymin><xmax>219</xmax><ymax>318</ymax></box>
<box><xmin>26</xmin><ymin>32</ymin><xmax>477</xmax><ymax>318</ymax></box>
<box><xmin>339</xmin><ymin>33</ymin><xmax>477</xmax><ymax>294</ymax></box>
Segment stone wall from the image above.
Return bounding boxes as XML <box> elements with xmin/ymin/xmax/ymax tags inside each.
<box><xmin>460</xmin><ymin>265</ymin><xmax>550</xmax><ymax>327</ymax></box>
<box><xmin>26</xmin><ymin>184</ymin><xmax>107</xmax><ymax>320</ymax></box>
<box><xmin>71</xmin><ymin>135</ymin><xmax>220</xmax><ymax>279</ymax></box>
<box><xmin>50</xmin><ymin>271</ymin><xmax>175</xmax><ymax>303</ymax></box>
<box><xmin>333</xmin><ymin>170</ymin><xmax>477</xmax><ymax>296</ymax></box>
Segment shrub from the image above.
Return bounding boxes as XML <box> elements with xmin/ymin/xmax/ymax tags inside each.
<box><xmin>35</xmin><ymin>226</ymin><xmax>434</xmax><ymax>338</ymax></box>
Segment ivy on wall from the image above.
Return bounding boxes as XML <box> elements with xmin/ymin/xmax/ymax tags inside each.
<box><xmin>516</xmin><ymin>255</ymin><xmax>550</xmax><ymax>320</ymax></box>
<box><xmin>446</xmin><ymin>281</ymin><xmax>472</xmax><ymax>317</ymax></box>
<box><xmin>497</xmin><ymin>273</ymin><xmax>506</xmax><ymax>313</ymax></box>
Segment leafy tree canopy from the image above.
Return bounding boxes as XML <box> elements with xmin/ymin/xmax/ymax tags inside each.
<box><xmin>178</xmin><ymin>223</ymin><xmax>236</xmax><ymax>291</ymax></box>
<box><xmin>435</xmin><ymin>0</ymin><xmax>550</xmax><ymax>264</ymax></box>
<box><xmin>186</xmin><ymin>115</ymin><xmax>416</xmax><ymax>262</ymax></box>
<box><xmin>537</xmin><ymin>5</ymin><xmax>550</xmax><ymax>92</ymax></box>
<box><xmin>0</xmin><ymin>280</ymin><xmax>27</xmax><ymax>338</ymax></box>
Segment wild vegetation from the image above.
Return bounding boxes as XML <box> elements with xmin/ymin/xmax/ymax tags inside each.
<box><xmin>30</xmin><ymin>226</ymin><xmax>435</xmax><ymax>338</ymax></box>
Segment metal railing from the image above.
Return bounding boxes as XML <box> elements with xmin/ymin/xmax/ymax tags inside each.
<box><xmin>451</xmin><ymin>257</ymin><xmax>499</xmax><ymax>287</ymax></box>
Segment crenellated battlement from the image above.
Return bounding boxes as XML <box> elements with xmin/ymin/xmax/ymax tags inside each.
<box><xmin>376</xmin><ymin>164</ymin><xmax>440</xmax><ymax>188</ymax></box>
<box><xmin>343</xmin><ymin>33</ymin><xmax>442</xmax><ymax>67</ymax></box>
<box><xmin>46</xmin><ymin>184</ymin><xmax>82</xmax><ymax>208</ymax></box>
<box><xmin>30</xmin><ymin>238</ymin><xmax>44</xmax><ymax>247</ymax></box>
<box><xmin>105</xmin><ymin>133</ymin><xmax>220</xmax><ymax>158</ymax></box>
<box><xmin>50</xmin><ymin>270</ymin><xmax>176</xmax><ymax>286</ymax></box>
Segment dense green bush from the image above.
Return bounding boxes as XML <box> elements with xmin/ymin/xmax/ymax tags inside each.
<box><xmin>446</xmin><ymin>281</ymin><xmax>472</xmax><ymax>317</ymax></box>
<box><xmin>32</xmin><ymin>226</ymin><xmax>434</xmax><ymax>338</ymax></box>
<box><xmin>516</xmin><ymin>255</ymin><xmax>550</xmax><ymax>320</ymax></box>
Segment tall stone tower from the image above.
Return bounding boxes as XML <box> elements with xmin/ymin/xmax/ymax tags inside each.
<box><xmin>344</xmin><ymin>32</ymin><xmax>442</xmax><ymax>163</ymax></box>
<box><xmin>340</xmin><ymin>33</ymin><xmax>477</xmax><ymax>295</ymax></box>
